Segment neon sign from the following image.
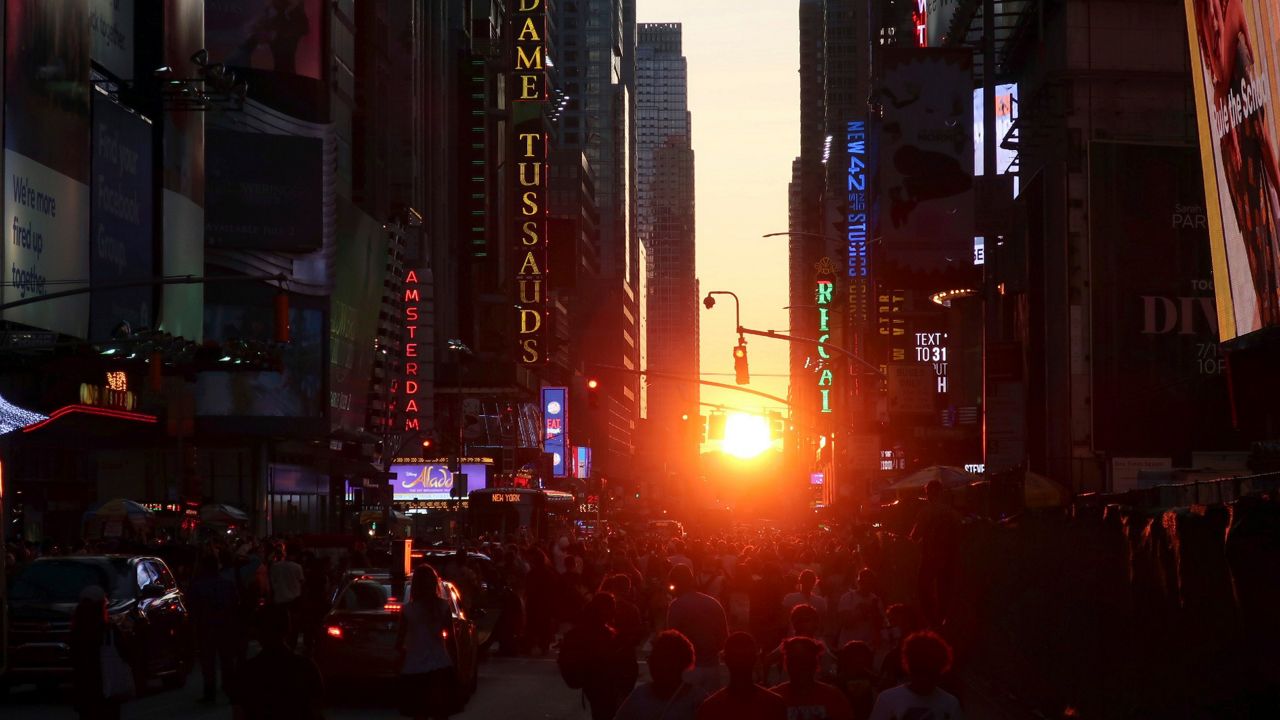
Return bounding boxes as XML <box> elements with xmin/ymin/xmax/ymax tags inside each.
<box><xmin>914</xmin><ymin>1</ymin><xmax>927</xmax><ymax>46</ymax></box>
<box><xmin>542</xmin><ymin>386</ymin><xmax>568</xmax><ymax>477</ymax></box>
<box><xmin>398</xmin><ymin>268</ymin><xmax>426</xmax><ymax>432</ymax></box>
<box><xmin>847</xmin><ymin>121</ymin><xmax>868</xmax><ymax>279</ymax></box>
<box><xmin>513</xmin><ymin>0</ymin><xmax>549</xmax><ymax>364</ymax></box>
<box><xmin>816</xmin><ymin>277</ymin><xmax>834</xmax><ymax>414</ymax></box>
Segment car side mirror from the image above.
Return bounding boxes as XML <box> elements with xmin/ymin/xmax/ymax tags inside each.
<box><xmin>140</xmin><ymin>582</ymin><xmax>166</xmax><ymax>600</ymax></box>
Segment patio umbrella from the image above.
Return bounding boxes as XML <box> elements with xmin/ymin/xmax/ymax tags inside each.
<box><xmin>884</xmin><ymin>465</ymin><xmax>980</xmax><ymax>495</ymax></box>
<box><xmin>84</xmin><ymin>498</ymin><xmax>154</xmax><ymax>527</ymax></box>
<box><xmin>200</xmin><ymin>503</ymin><xmax>249</xmax><ymax>524</ymax></box>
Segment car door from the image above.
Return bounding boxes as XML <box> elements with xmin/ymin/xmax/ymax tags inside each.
<box><xmin>443</xmin><ymin>583</ymin><xmax>477</xmax><ymax>689</ymax></box>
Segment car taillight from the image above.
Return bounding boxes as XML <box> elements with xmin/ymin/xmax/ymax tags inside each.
<box><xmin>384</xmin><ymin>598</ymin><xmax>402</xmax><ymax>613</ymax></box>
<box><xmin>325</xmin><ymin>625</ymin><xmax>344</xmax><ymax>639</ymax></box>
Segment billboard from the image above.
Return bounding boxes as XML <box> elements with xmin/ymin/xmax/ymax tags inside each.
<box><xmin>973</xmin><ymin>84</ymin><xmax>1018</xmax><ymax>186</ymax></box>
<box><xmin>877</xmin><ymin>48</ymin><xmax>973</xmax><ymax>284</ymax></box>
<box><xmin>542</xmin><ymin>386</ymin><xmax>568</xmax><ymax>477</ymax></box>
<box><xmin>205</xmin><ymin>0</ymin><xmax>324</xmax><ymax>80</ymax></box>
<box><xmin>90</xmin><ymin>92</ymin><xmax>154</xmax><ymax>341</ymax></box>
<box><xmin>161</xmin><ymin>0</ymin><xmax>204</xmax><ymax>341</ymax></box>
<box><xmin>205</xmin><ymin>128</ymin><xmax>322</xmax><ymax>251</ymax></box>
<box><xmin>390</xmin><ymin>463</ymin><xmax>489</xmax><ymax>500</ymax></box>
<box><xmin>1090</xmin><ymin>142</ymin><xmax>1240</xmax><ymax>462</ymax></box>
<box><xmin>1184</xmin><ymin>0</ymin><xmax>1280</xmax><ymax>340</ymax></box>
<box><xmin>4</xmin><ymin>0</ymin><xmax>92</xmax><ymax>339</ymax></box>
<box><xmin>197</xmin><ymin>288</ymin><xmax>325</xmax><ymax>420</ymax></box>
<box><xmin>330</xmin><ymin>200</ymin><xmax>388</xmax><ymax>431</ymax></box>
<box><xmin>90</xmin><ymin>0</ymin><xmax>134</xmax><ymax>79</ymax></box>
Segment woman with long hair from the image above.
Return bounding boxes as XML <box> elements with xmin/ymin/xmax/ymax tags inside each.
<box><xmin>395</xmin><ymin>565</ymin><xmax>455</xmax><ymax>720</ymax></box>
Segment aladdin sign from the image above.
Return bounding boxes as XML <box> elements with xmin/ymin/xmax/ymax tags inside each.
<box><xmin>513</xmin><ymin>0</ymin><xmax>549</xmax><ymax>364</ymax></box>
<box><xmin>390</xmin><ymin>462</ymin><xmax>488</xmax><ymax>499</ymax></box>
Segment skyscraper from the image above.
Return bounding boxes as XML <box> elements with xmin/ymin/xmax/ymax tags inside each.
<box><xmin>555</xmin><ymin>0</ymin><xmax>641</xmax><ymax>482</ymax></box>
<box><xmin>636</xmin><ymin>23</ymin><xmax>697</xmax><ymax>443</ymax></box>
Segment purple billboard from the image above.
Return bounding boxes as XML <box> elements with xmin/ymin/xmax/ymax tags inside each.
<box><xmin>390</xmin><ymin>463</ymin><xmax>489</xmax><ymax>499</ymax></box>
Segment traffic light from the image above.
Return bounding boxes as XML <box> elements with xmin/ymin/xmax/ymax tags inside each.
<box><xmin>708</xmin><ymin>413</ymin><xmax>727</xmax><ymax>440</ymax></box>
<box><xmin>587</xmin><ymin>378</ymin><xmax>600</xmax><ymax>409</ymax></box>
<box><xmin>733</xmin><ymin>342</ymin><xmax>750</xmax><ymax>385</ymax></box>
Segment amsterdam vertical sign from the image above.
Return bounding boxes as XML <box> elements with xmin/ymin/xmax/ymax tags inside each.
<box><xmin>513</xmin><ymin>0</ymin><xmax>549</xmax><ymax>364</ymax></box>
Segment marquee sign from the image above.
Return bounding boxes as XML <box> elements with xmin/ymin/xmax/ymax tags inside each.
<box><xmin>816</xmin><ymin>258</ymin><xmax>837</xmax><ymax>415</ymax></box>
<box><xmin>397</xmin><ymin>268</ymin><xmax>427</xmax><ymax>432</ymax></box>
<box><xmin>513</xmin><ymin>0</ymin><xmax>549</xmax><ymax>364</ymax></box>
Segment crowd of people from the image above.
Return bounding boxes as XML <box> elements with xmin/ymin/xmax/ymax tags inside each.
<box><xmin>4</xmin><ymin>479</ymin><xmax>965</xmax><ymax>720</ymax></box>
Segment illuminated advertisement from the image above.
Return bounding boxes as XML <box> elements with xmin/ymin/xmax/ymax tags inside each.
<box><xmin>161</xmin><ymin>0</ymin><xmax>205</xmax><ymax>342</ymax></box>
<box><xmin>575</xmin><ymin>446</ymin><xmax>592</xmax><ymax>480</ymax></box>
<box><xmin>397</xmin><ymin>268</ymin><xmax>429</xmax><ymax>433</ymax></box>
<box><xmin>90</xmin><ymin>0</ymin><xmax>134</xmax><ymax>79</ymax></box>
<box><xmin>205</xmin><ymin>129</ymin><xmax>322</xmax><ymax>251</ymax></box>
<box><xmin>913</xmin><ymin>0</ymin><xmax>927</xmax><ymax>46</ymax></box>
<box><xmin>973</xmin><ymin>84</ymin><xmax>1018</xmax><ymax>180</ymax></box>
<box><xmin>330</xmin><ymin>199</ymin><xmax>389</xmax><ymax>431</ymax></box>
<box><xmin>4</xmin><ymin>0</ymin><xmax>92</xmax><ymax>339</ymax></box>
<box><xmin>542</xmin><ymin>386</ymin><xmax>568</xmax><ymax>478</ymax></box>
<box><xmin>90</xmin><ymin>92</ymin><xmax>154</xmax><ymax>341</ymax></box>
<box><xmin>847</xmin><ymin>120</ymin><xmax>871</xmax><ymax>325</ymax></box>
<box><xmin>390</xmin><ymin>463</ymin><xmax>489</xmax><ymax>500</ymax></box>
<box><xmin>878</xmin><ymin>48</ymin><xmax>973</xmax><ymax>281</ymax></box>
<box><xmin>816</xmin><ymin>272</ymin><xmax>835</xmax><ymax>414</ymax></box>
<box><xmin>1090</xmin><ymin>142</ymin><xmax>1238</xmax><ymax>461</ymax></box>
<box><xmin>205</xmin><ymin>0</ymin><xmax>324</xmax><ymax>80</ymax></box>
<box><xmin>1184</xmin><ymin>0</ymin><xmax>1280</xmax><ymax>340</ymax></box>
<box><xmin>513</xmin><ymin>0</ymin><xmax>549</xmax><ymax>364</ymax></box>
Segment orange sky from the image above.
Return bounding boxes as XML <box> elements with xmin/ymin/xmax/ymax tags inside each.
<box><xmin>637</xmin><ymin>1</ymin><xmax>799</xmax><ymax>418</ymax></box>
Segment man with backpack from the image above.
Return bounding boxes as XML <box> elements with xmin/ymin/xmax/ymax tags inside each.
<box><xmin>558</xmin><ymin>592</ymin><xmax>635</xmax><ymax>720</ymax></box>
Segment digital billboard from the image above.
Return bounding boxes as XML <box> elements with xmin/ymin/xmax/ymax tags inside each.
<box><xmin>542</xmin><ymin>387</ymin><xmax>568</xmax><ymax>477</ymax></box>
<box><xmin>1090</xmin><ymin>142</ymin><xmax>1240</xmax><ymax>462</ymax></box>
<box><xmin>4</xmin><ymin>0</ymin><xmax>92</xmax><ymax>339</ymax></box>
<box><xmin>390</xmin><ymin>463</ymin><xmax>489</xmax><ymax>500</ymax></box>
<box><xmin>90</xmin><ymin>0</ymin><xmax>134</xmax><ymax>79</ymax></box>
<box><xmin>877</xmin><ymin>48</ymin><xmax>973</xmax><ymax>285</ymax></box>
<box><xmin>1184</xmin><ymin>0</ymin><xmax>1280</xmax><ymax>341</ymax></box>
<box><xmin>205</xmin><ymin>128</ymin><xmax>322</xmax><ymax>251</ymax></box>
<box><xmin>161</xmin><ymin>0</ymin><xmax>205</xmax><ymax>341</ymax></box>
<box><xmin>330</xmin><ymin>200</ymin><xmax>388</xmax><ymax>432</ymax></box>
<box><xmin>90</xmin><ymin>92</ymin><xmax>154</xmax><ymax>342</ymax></box>
<box><xmin>973</xmin><ymin>83</ymin><xmax>1018</xmax><ymax>192</ymax></box>
<box><xmin>205</xmin><ymin>0</ymin><xmax>324</xmax><ymax>80</ymax></box>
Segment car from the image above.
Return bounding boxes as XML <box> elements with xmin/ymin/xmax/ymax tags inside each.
<box><xmin>411</xmin><ymin>549</ymin><xmax>504</xmax><ymax>648</ymax></box>
<box><xmin>3</xmin><ymin>555</ymin><xmax>191</xmax><ymax>692</ymax></box>
<box><xmin>312</xmin><ymin>570</ymin><xmax>479</xmax><ymax>703</ymax></box>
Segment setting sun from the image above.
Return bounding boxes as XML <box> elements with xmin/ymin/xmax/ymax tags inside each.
<box><xmin>721</xmin><ymin>413</ymin><xmax>772</xmax><ymax>459</ymax></box>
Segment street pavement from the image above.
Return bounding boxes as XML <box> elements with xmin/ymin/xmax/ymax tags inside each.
<box><xmin>0</xmin><ymin>656</ymin><xmax>591</xmax><ymax>720</ymax></box>
<box><xmin>1</xmin><ymin>654</ymin><xmax>1037</xmax><ymax>719</ymax></box>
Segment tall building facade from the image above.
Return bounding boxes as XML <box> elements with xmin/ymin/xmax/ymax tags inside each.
<box><xmin>636</xmin><ymin>23</ymin><xmax>697</xmax><ymax>461</ymax></box>
<box><xmin>554</xmin><ymin>0</ymin><xmax>641</xmax><ymax>485</ymax></box>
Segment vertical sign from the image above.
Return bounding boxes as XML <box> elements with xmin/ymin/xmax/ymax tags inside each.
<box><xmin>816</xmin><ymin>273</ymin><xmax>835</xmax><ymax>414</ymax></box>
<box><xmin>913</xmin><ymin>1</ymin><xmax>928</xmax><ymax>46</ymax></box>
<box><xmin>400</xmin><ymin>268</ymin><xmax>426</xmax><ymax>432</ymax></box>
<box><xmin>513</xmin><ymin>0</ymin><xmax>549</xmax><ymax>364</ymax></box>
<box><xmin>541</xmin><ymin>386</ymin><xmax>568</xmax><ymax>477</ymax></box>
<box><xmin>847</xmin><ymin>121</ymin><xmax>870</xmax><ymax>325</ymax></box>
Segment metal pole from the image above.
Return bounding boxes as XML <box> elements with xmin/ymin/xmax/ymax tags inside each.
<box><xmin>983</xmin><ymin>0</ymin><xmax>997</xmax><ymax>178</ymax></box>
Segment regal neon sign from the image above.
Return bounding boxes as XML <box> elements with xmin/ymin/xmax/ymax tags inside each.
<box><xmin>816</xmin><ymin>278</ymin><xmax>834</xmax><ymax>414</ymax></box>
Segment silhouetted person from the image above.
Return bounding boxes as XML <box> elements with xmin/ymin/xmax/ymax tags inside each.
<box><xmin>771</xmin><ymin>636</ymin><xmax>854</xmax><ymax>720</ymax></box>
<box><xmin>615</xmin><ymin>630</ymin><xmax>706</xmax><ymax>720</ymax></box>
<box><xmin>189</xmin><ymin>553</ymin><xmax>240</xmax><ymax>703</ymax></box>
<box><xmin>525</xmin><ymin>547</ymin><xmax>558</xmax><ymax>655</ymax></box>
<box><xmin>230</xmin><ymin>612</ymin><xmax>325</xmax><ymax>720</ymax></box>
<box><xmin>558</xmin><ymin>592</ymin><xmax>632</xmax><ymax>720</ymax></box>
<box><xmin>868</xmin><ymin>631</ymin><xmax>961</xmax><ymax>720</ymax></box>
<box><xmin>666</xmin><ymin>564</ymin><xmax>729</xmax><ymax>695</ymax></box>
<box><xmin>395</xmin><ymin>565</ymin><xmax>456</xmax><ymax>720</ymax></box>
<box><xmin>910</xmin><ymin>480</ymin><xmax>961</xmax><ymax>627</ymax></box>
<box><xmin>834</xmin><ymin>642</ymin><xmax>878</xmax><ymax>720</ymax></box>
<box><xmin>70</xmin><ymin>585</ymin><xmax>126</xmax><ymax>720</ymax></box>
<box><xmin>696</xmin><ymin>632</ymin><xmax>786</xmax><ymax>720</ymax></box>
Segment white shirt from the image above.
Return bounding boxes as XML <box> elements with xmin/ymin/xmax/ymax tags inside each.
<box><xmin>400</xmin><ymin>599</ymin><xmax>454</xmax><ymax>675</ymax></box>
<box><xmin>868</xmin><ymin>684</ymin><xmax>962</xmax><ymax>720</ymax></box>
<box><xmin>269</xmin><ymin>560</ymin><xmax>304</xmax><ymax>604</ymax></box>
<box><xmin>782</xmin><ymin>591</ymin><xmax>829</xmax><ymax>617</ymax></box>
<box><xmin>614</xmin><ymin>682</ymin><xmax>705</xmax><ymax>720</ymax></box>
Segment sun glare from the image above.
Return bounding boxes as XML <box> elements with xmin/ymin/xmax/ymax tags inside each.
<box><xmin>721</xmin><ymin>413</ymin><xmax>772</xmax><ymax>459</ymax></box>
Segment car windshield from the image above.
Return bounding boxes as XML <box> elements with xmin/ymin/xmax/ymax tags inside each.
<box><xmin>336</xmin><ymin>580</ymin><xmax>402</xmax><ymax>611</ymax></box>
<box><xmin>10</xmin><ymin>559</ymin><xmax>135</xmax><ymax>604</ymax></box>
